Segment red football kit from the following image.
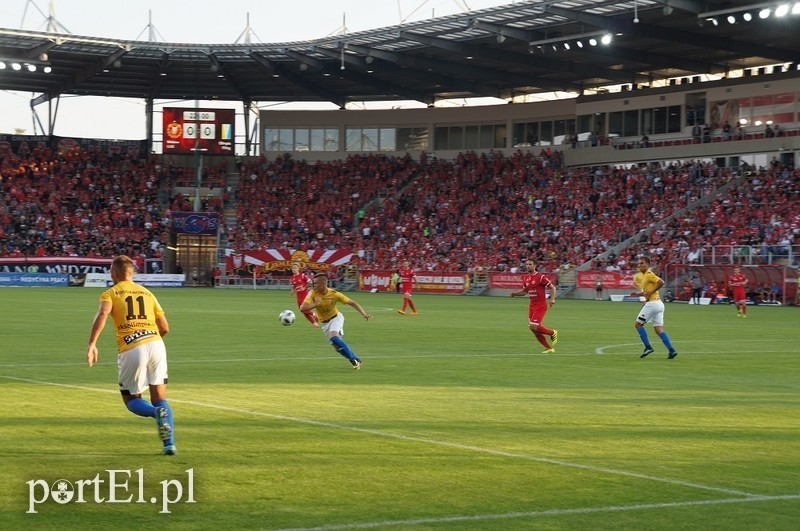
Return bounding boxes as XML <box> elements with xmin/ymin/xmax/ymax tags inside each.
<box><xmin>729</xmin><ymin>273</ymin><xmax>747</xmax><ymax>301</ymax></box>
<box><xmin>398</xmin><ymin>267</ymin><xmax>417</xmax><ymax>295</ymax></box>
<box><xmin>521</xmin><ymin>272</ymin><xmax>553</xmax><ymax>324</ymax></box>
<box><xmin>290</xmin><ymin>272</ymin><xmax>312</xmax><ymax>306</ymax></box>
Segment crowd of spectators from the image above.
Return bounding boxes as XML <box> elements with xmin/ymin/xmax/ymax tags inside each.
<box><xmin>225</xmin><ymin>151</ymin><xmax>750</xmax><ymax>274</ymax></box>
<box><xmin>3</xmin><ymin>144</ymin><xmax>796</xmax><ymax>278</ymax></box>
<box><xmin>618</xmin><ymin>163</ymin><xmax>799</xmax><ymax>268</ymax></box>
<box><xmin>168</xmin><ymin>161</ymin><xmax>228</xmax><ymax>213</ymax></box>
<box><xmin>226</xmin><ymin>153</ymin><xmax>422</xmax><ymax>252</ymax></box>
<box><xmin>0</xmin><ymin>146</ymin><xmax>171</xmax><ymax>259</ymax></box>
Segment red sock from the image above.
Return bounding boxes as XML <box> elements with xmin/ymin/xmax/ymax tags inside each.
<box><xmin>535</xmin><ymin>333</ymin><xmax>551</xmax><ymax>349</ymax></box>
<box><xmin>536</xmin><ymin>324</ymin><xmax>553</xmax><ymax>336</ymax></box>
<box><xmin>408</xmin><ymin>299</ymin><xmax>416</xmax><ymax>312</ymax></box>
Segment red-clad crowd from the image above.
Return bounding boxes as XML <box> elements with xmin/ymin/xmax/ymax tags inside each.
<box><xmin>0</xmin><ymin>146</ymin><xmax>170</xmax><ymax>259</ymax></box>
<box><xmin>616</xmin><ymin>163</ymin><xmax>799</xmax><ymax>268</ymax></box>
<box><xmin>227</xmin><ymin>153</ymin><xmax>421</xmax><ymax>251</ymax></box>
<box><xmin>168</xmin><ymin>160</ymin><xmax>228</xmax><ymax>213</ymax></box>
<box><xmin>2</xmin><ymin>145</ymin><xmax>796</xmax><ymax>276</ymax></box>
<box><xmin>224</xmin><ymin>151</ymin><xmax>757</xmax><ymax>274</ymax></box>
<box><xmin>358</xmin><ymin>154</ymin><xmax>737</xmax><ymax>273</ymax></box>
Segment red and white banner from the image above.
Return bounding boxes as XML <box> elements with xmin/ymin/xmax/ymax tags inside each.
<box><xmin>489</xmin><ymin>272</ymin><xmax>558</xmax><ymax>289</ymax></box>
<box><xmin>576</xmin><ymin>270</ymin><xmax>637</xmax><ymax>289</ymax></box>
<box><xmin>359</xmin><ymin>270</ymin><xmax>468</xmax><ymax>294</ymax></box>
<box><xmin>226</xmin><ymin>249</ymin><xmax>353</xmax><ymax>275</ymax></box>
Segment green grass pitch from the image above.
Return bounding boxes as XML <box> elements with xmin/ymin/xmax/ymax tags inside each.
<box><xmin>1</xmin><ymin>287</ymin><xmax>798</xmax><ymax>530</ymax></box>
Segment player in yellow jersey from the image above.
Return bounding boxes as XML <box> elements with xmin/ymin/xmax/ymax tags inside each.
<box><xmin>631</xmin><ymin>256</ymin><xmax>677</xmax><ymax>360</ymax></box>
<box><xmin>85</xmin><ymin>255</ymin><xmax>176</xmax><ymax>454</ymax></box>
<box><xmin>300</xmin><ymin>272</ymin><xmax>373</xmax><ymax>369</ymax></box>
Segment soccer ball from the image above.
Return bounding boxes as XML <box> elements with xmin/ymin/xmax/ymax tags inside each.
<box><xmin>279</xmin><ymin>310</ymin><xmax>296</xmax><ymax>326</ymax></box>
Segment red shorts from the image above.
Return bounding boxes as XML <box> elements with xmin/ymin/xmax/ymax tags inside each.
<box><xmin>528</xmin><ymin>304</ymin><xmax>547</xmax><ymax>325</ymax></box>
<box><xmin>296</xmin><ymin>291</ymin><xmax>309</xmax><ymax>307</ymax></box>
<box><xmin>732</xmin><ymin>289</ymin><xmax>746</xmax><ymax>302</ymax></box>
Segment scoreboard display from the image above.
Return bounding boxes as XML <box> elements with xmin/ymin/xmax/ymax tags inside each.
<box><xmin>162</xmin><ymin>107</ymin><xmax>235</xmax><ymax>154</ymax></box>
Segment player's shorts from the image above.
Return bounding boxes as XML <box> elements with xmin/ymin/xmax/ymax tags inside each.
<box><xmin>733</xmin><ymin>290</ymin><xmax>746</xmax><ymax>304</ymax></box>
<box><xmin>402</xmin><ymin>289</ymin><xmax>413</xmax><ymax>296</ymax></box>
<box><xmin>321</xmin><ymin>312</ymin><xmax>345</xmax><ymax>338</ymax></box>
<box><xmin>528</xmin><ymin>304</ymin><xmax>548</xmax><ymax>326</ymax></box>
<box><xmin>636</xmin><ymin>300</ymin><xmax>665</xmax><ymax>327</ymax></box>
<box><xmin>117</xmin><ymin>339</ymin><xmax>168</xmax><ymax>395</ymax></box>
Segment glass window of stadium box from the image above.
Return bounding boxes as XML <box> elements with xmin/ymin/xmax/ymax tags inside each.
<box><xmin>685</xmin><ymin>92</ymin><xmax>706</xmax><ymax>126</ymax></box>
<box><xmin>263</xmin><ymin>128</ymin><xmax>293</xmax><ymax>151</ymax></box>
<box><xmin>623</xmin><ymin>110</ymin><xmax>638</xmax><ymax>137</ymax></box>
<box><xmin>294</xmin><ymin>129</ymin><xmax>310</xmax><ymax>152</ymax></box>
<box><xmin>464</xmin><ymin>125</ymin><xmax>479</xmax><ymax>149</ymax></box>
<box><xmin>512</xmin><ymin>121</ymin><xmax>538</xmax><ymax>146</ymax></box>
<box><xmin>448</xmin><ymin>126</ymin><xmax>463</xmax><ymax>149</ymax></box>
<box><xmin>577</xmin><ymin>115</ymin><xmax>592</xmax><ymax>136</ymax></box>
<box><xmin>396</xmin><ymin>127</ymin><xmax>428</xmax><ymax>151</ymax></box>
<box><xmin>433</xmin><ymin>124</ymin><xmax>504</xmax><ymax>150</ymax></box>
<box><xmin>608</xmin><ymin>111</ymin><xmax>623</xmax><ymax>137</ymax></box>
<box><xmin>345</xmin><ymin>127</ymin><xmax>379</xmax><ymax>151</ymax></box>
<box><xmin>309</xmin><ymin>128</ymin><xmax>339</xmax><ymax>151</ymax></box>
<box><xmin>434</xmin><ymin>126</ymin><xmax>449</xmax><ymax>149</ymax></box>
<box><xmin>668</xmin><ymin>105</ymin><xmax>681</xmax><ymax>132</ymax></box>
<box><xmin>539</xmin><ymin>121</ymin><xmax>552</xmax><ymax>144</ymax></box>
<box><xmin>492</xmin><ymin>124</ymin><xmax>506</xmax><ymax>148</ymax></box>
<box><xmin>609</xmin><ymin>111</ymin><xmax>640</xmax><ymax>137</ymax></box>
<box><xmin>379</xmin><ymin>128</ymin><xmax>396</xmax><ymax>152</ymax></box>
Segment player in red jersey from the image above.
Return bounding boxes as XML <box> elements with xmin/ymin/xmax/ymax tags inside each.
<box><xmin>729</xmin><ymin>266</ymin><xmax>748</xmax><ymax>318</ymax></box>
<box><xmin>510</xmin><ymin>258</ymin><xmax>559</xmax><ymax>353</ymax></box>
<box><xmin>290</xmin><ymin>262</ymin><xmax>319</xmax><ymax>327</ymax></box>
<box><xmin>397</xmin><ymin>259</ymin><xmax>421</xmax><ymax>315</ymax></box>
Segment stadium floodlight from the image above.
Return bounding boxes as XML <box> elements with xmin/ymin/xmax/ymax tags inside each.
<box><xmin>0</xmin><ymin>61</ymin><xmax>5</xmax><ymax>69</ymax></box>
<box><xmin>11</xmin><ymin>62</ymin><xmax>21</xmax><ymax>70</ymax></box>
<box><xmin>26</xmin><ymin>63</ymin><xmax>36</xmax><ymax>72</ymax></box>
<box><xmin>698</xmin><ymin>2</ymin><xmax>799</xmax><ymax>21</ymax></box>
<box><xmin>589</xmin><ymin>38</ymin><xmax>598</xmax><ymax>46</ymax></box>
<box><xmin>601</xmin><ymin>34</ymin><xmax>612</xmax><ymax>45</ymax></box>
<box><xmin>727</xmin><ymin>14</ymin><xmax>737</xmax><ymax>23</ymax></box>
<box><xmin>43</xmin><ymin>66</ymin><xmax>52</xmax><ymax>73</ymax></box>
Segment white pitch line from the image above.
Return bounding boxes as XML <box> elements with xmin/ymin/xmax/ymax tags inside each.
<box><xmin>1</xmin><ymin>374</ymin><xmax>763</xmax><ymax>499</ymax></box>
<box><xmin>595</xmin><ymin>339</ymin><xmax>799</xmax><ymax>355</ymax></box>
<box><xmin>273</xmin><ymin>494</ymin><xmax>800</xmax><ymax>531</ymax></box>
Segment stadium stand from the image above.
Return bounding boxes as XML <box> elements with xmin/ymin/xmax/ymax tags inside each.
<box><xmin>3</xmin><ymin>143</ymin><xmax>796</xmax><ymax>282</ymax></box>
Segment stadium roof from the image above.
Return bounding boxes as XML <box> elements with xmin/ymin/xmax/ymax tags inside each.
<box><xmin>1</xmin><ymin>0</ymin><xmax>799</xmax><ymax>108</ymax></box>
